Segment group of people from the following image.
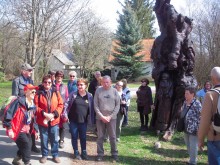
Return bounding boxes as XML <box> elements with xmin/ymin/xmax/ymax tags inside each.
<box><xmin>2</xmin><ymin>62</ymin><xmax>220</xmax><ymax>165</ymax></box>
<box><xmin>3</xmin><ymin>64</ymin><xmax>132</xmax><ymax>164</ymax></box>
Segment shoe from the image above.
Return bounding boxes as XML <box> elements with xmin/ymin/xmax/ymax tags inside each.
<box><xmin>112</xmin><ymin>155</ymin><xmax>118</xmax><ymax>161</ymax></box>
<box><xmin>59</xmin><ymin>140</ymin><xmax>64</xmax><ymax>148</ymax></box>
<box><xmin>122</xmin><ymin>123</ymin><xmax>128</xmax><ymax>127</ymax></box>
<box><xmin>96</xmin><ymin>156</ymin><xmax>103</xmax><ymax>161</ymax></box>
<box><xmin>24</xmin><ymin>162</ymin><xmax>32</xmax><ymax>165</ymax></box>
<box><xmin>75</xmin><ymin>154</ymin><xmax>82</xmax><ymax>160</ymax></box>
<box><xmin>31</xmin><ymin>146</ymin><xmax>40</xmax><ymax>153</ymax></box>
<box><xmin>39</xmin><ymin>157</ymin><xmax>47</xmax><ymax>164</ymax></box>
<box><xmin>52</xmin><ymin>157</ymin><xmax>61</xmax><ymax>163</ymax></box>
<box><xmin>81</xmin><ymin>153</ymin><xmax>88</xmax><ymax>160</ymax></box>
<box><xmin>116</xmin><ymin>138</ymin><xmax>120</xmax><ymax>142</ymax></box>
<box><xmin>12</xmin><ymin>155</ymin><xmax>22</xmax><ymax>165</ymax></box>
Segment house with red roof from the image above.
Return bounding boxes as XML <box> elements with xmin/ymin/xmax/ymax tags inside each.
<box><xmin>108</xmin><ymin>39</ymin><xmax>154</xmax><ymax>81</ymax></box>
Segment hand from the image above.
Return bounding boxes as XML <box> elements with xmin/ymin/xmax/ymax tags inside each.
<box><xmin>8</xmin><ymin>129</ymin><xmax>14</xmax><ymax>139</ymax></box>
<box><xmin>100</xmin><ymin>116</ymin><xmax>109</xmax><ymax>123</ymax></box>
<box><xmin>105</xmin><ymin>116</ymin><xmax>112</xmax><ymax>122</ymax></box>
<box><xmin>44</xmin><ymin>112</ymin><xmax>54</xmax><ymax>120</ymax></box>
<box><xmin>121</xmin><ymin>100</ymin><xmax>126</xmax><ymax>104</ymax></box>
<box><xmin>35</xmin><ymin>133</ymin><xmax>39</xmax><ymax>140</ymax></box>
<box><xmin>198</xmin><ymin>141</ymin><xmax>204</xmax><ymax>151</ymax></box>
<box><xmin>151</xmin><ymin>105</ymin><xmax>155</xmax><ymax>110</ymax></box>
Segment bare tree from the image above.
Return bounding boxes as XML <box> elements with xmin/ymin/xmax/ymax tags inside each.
<box><xmin>72</xmin><ymin>10</ymin><xmax>112</xmax><ymax>78</ymax></box>
<box><xmin>0</xmin><ymin>0</ymin><xmax>90</xmax><ymax>80</ymax></box>
<box><xmin>189</xmin><ymin>0</ymin><xmax>220</xmax><ymax>86</ymax></box>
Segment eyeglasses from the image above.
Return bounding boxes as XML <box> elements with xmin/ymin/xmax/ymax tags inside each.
<box><xmin>70</xmin><ymin>75</ymin><xmax>75</xmax><ymax>77</ymax></box>
<box><xmin>31</xmin><ymin>91</ymin><xmax>36</xmax><ymax>94</ymax></box>
<box><xmin>77</xmin><ymin>84</ymin><xmax>85</xmax><ymax>86</ymax></box>
<box><xmin>26</xmin><ymin>69</ymin><xmax>33</xmax><ymax>72</ymax></box>
<box><xmin>44</xmin><ymin>81</ymin><xmax>52</xmax><ymax>84</ymax></box>
<box><xmin>117</xmin><ymin>84</ymin><xmax>122</xmax><ymax>87</ymax></box>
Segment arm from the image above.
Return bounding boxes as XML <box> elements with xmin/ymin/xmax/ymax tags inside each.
<box><xmin>109</xmin><ymin>90</ymin><xmax>120</xmax><ymax>118</ymax></box>
<box><xmin>94</xmin><ymin>89</ymin><xmax>104</xmax><ymax>119</ymax></box>
<box><xmin>198</xmin><ymin>92</ymin><xmax>213</xmax><ymax>150</ymax></box>
<box><xmin>12</xmin><ymin>79</ymin><xmax>19</xmax><ymax>96</ymax></box>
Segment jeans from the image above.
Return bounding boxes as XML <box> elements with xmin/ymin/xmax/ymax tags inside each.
<box><xmin>184</xmin><ymin>133</ymin><xmax>198</xmax><ymax>165</ymax></box>
<box><xmin>15</xmin><ymin>133</ymin><xmax>32</xmax><ymax>164</ymax></box>
<box><xmin>39</xmin><ymin>125</ymin><xmax>59</xmax><ymax>158</ymax></box>
<box><xmin>123</xmin><ymin>106</ymin><xmax>128</xmax><ymax>125</ymax></box>
<box><xmin>69</xmin><ymin>121</ymin><xmax>87</xmax><ymax>155</ymax></box>
<box><xmin>116</xmin><ymin>112</ymin><xmax>124</xmax><ymax>139</ymax></box>
<box><xmin>96</xmin><ymin>119</ymin><xmax>118</xmax><ymax>156</ymax></box>
<box><xmin>207</xmin><ymin>141</ymin><xmax>220</xmax><ymax>165</ymax></box>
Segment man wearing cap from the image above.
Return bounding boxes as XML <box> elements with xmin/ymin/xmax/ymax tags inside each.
<box><xmin>3</xmin><ymin>84</ymin><xmax>39</xmax><ymax>165</ymax></box>
<box><xmin>12</xmin><ymin>63</ymin><xmax>40</xmax><ymax>153</ymax></box>
<box><xmin>198</xmin><ymin>67</ymin><xmax>220</xmax><ymax>165</ymax></box>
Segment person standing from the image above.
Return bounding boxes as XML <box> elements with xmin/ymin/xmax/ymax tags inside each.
<box><xmin>67</xmin><ymin>71</ymin><xmax>78</xmax><ymax>94</ymax></box>
<box><xmin>181</xmin><ymin>87</ymin><xmax>201</xmax><ymax>165</ymax></box>
<box><xmin>94</xmin><ymin>75</ymin><xmax>120</xmax><ymax>161</ymax></box>
<box><xmin>115</xmin><ymin>81</ymin><xmax>127</xmax><ymax>142</ymax></box>
<box><xmin>65</xmin><ymin>78</ymin><xmax>94</xmax><ymax>160</ymax></box>
<box><xmin>121</xmin><ymin>78</ymin><xmax>131</xmax><ymax>127</ymax></box>
<box><xmin>136</xmin><ymin>78</ymin><xmax>154</xmax><ymax>131</ymax></box>
<box><xmin>35</xmin><ymin>75</ymin><xmax>64</xmax><ymax>164</ymax></box>
<box><xmin>3</xmin><ymin>84</ymin><xmax>39</xmax><ymax>165</ymax></box>
<box><xmin>54</xmin><ymin>71</ymin><xmax>68</xmax><ymax>149</ymax></box>
<box><xmin>196</xmin><ymin>81</ymin><xmax>212</xmax><ymax>103</ymax></box>
<box><xmin>12</xmin><ymin>63</ymin><xmax>40</xmax><ymax>153</ymax></box>
<box><xmin>198</xmin><ymin>67</ymin><xmax>220</xmax><ymax>165</ymax></box>
<box><xmin>88</xmin><ymin>71</ymin><xmax>101</xmax><ymax>96</ymax></box>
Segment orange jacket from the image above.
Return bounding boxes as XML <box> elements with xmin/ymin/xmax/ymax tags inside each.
<box><xmin>34</xmin><ymin>88</ymin><xmax>64</xmax><ymax>127</ymax></box>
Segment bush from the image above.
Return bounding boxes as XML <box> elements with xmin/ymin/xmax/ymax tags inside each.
<box><xmin>0</xmin><ymin>72</ymin><xmax>6</xmax><ymax>82</ymax></box>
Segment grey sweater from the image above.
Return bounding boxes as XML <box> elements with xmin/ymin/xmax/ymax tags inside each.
<box><xmin>94</xmin><ymin>87</ymin><xmax>120</xmax><ymax>120</ymax></box>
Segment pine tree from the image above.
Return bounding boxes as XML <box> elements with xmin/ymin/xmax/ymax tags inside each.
<box><xmin>130</xmin><ymin>0</ymin><xmax>155</xmax><ymax>38</ymax></box>
<box><xmin>110</xmin><ymin>0</ymin><xmax>144</xmax><ymax>80</ymax></box>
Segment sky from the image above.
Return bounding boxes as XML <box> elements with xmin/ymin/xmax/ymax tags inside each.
<box><xmin>91</xmin><ymin>0</ymin><xmax>187</xmax><ymax>34</ymax></box>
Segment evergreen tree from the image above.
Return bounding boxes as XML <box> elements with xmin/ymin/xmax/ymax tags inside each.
<box><xmin>110</xmin><ymin>0</ymin><xmax>144</xmax><ymax>80</ymax></box>
<box><xmin>130</xmin><ymin>0</ymin><xmax>155</xmax><ymax>38</ymax></box>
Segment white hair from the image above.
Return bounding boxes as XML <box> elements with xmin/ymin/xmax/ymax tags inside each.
<box><xmin>211</xmin><ymin>67</ymin><xmax>220</xmax><ymax>81</ymax></box>
<box><xmin>69</xmin><ymin>71</ymin><xmax>77</xmax><ymax>77</ymax></box>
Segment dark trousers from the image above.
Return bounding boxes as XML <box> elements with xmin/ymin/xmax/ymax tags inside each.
<box><xmin>123</xmin><ymin>106</ymin><xmax>129</xmax><ymax>125</ymax></box>
<box><xmin>138</xmin><ymin>106</ymin><xmax>149</xmax><ymax>127</ymax></box>
<box><xmin>69</xmin><ymin>121</ymin><xmax>87</xmax><ymax>155</ymax></box>
<box><xmin>15</xmin><ymin>133</ymin><xmax>32</xmax><ymax>164</ymax></box>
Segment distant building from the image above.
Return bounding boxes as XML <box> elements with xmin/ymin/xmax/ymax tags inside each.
<box><xmin>48</xmin><ymin>49</ymin><xmax>79</xmax><ymax>77</ymax></box>
<box><xmin>108</xmin><ymin>39</ymin><xmax>154</xmax><ymax>81</ymax></box>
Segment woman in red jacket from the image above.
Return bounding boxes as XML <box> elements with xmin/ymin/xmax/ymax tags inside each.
<box><xmin>34</xmin><ymin>75</ymin><xmax>64</xmax><ymax>164</ymax></box>
<box><xmin>3</xmin><ymin>84</ymin><xmax>39</xmax><ymax>165</ymax></box>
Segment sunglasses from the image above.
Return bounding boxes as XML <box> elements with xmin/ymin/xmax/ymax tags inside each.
<box><xmin>77</xmin><ymin>84</ymin><xmax>85</xmax><ymax>86</ymax></box>
<box><xmin>31</xmin><ymin>91</ymin><xmax>36</xmax><ymax>94</ymax></box>
<box><xmin>44</xmin><ymin>81</ymin><xmax>52</xmax><ymax>84</ymax></box>
<box><xmin>70</xmin><ymin>75</ymin><xmax>75</xmax><ymax>77</ymax></box>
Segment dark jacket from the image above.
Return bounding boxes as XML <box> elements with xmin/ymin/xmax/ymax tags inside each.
<box><xmin>64</xmin><ymin>91</ymin><xmax>95</xmax><ymax>125</ymax></box>
<box><xmin>136</xmin><ymin>85</ymin><xmax>153</xmax><ymax>114</ymax></box>
<box><xmin>88</xmin><ymin>78</ymin><xmax>98</xmax><ymax>96</ymax></box>
<box><xmin>3</xmin><ymin>96</ymin><xmax>38</xmax><ymax>141</ymax></box>
<box><xmin>12</xmin><ymin>75</ymin><xmax>33</xmax><ymax>96</ymax></box>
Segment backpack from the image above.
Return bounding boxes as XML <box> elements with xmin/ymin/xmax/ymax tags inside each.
<box><xmin>0</xmin><ymin>96</ymin><xmax>18</xmax><ymax>126</ymax></box>
<box><xmin>210</xmin><ymin>89</ymin><xmax>220</xmax><ymax>133</ymax></box>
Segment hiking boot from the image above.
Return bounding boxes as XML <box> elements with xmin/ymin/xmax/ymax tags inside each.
<box><xmin>12</xmin><ymin>155</ymin><xmax>22</xmax><ymax>165</ymax></box>
<box><xmin>96</xmin><ymin>156</ymin><xmax>103</xmax><ymax>161</ymax></box>
<box><xmin>39</xmin><ymin>157</ymin><xmax>47</xmax><ymax>164</ymax></box>
<box><xmin>59</xmin><ymin>140</ymin><xmax>64</xmax><ymax>148</ymax></box>
<box><xmin>52</xmin><ymin>157</ymin><xmax>61</xmax><ymax>163</ymax></box>
<box><xmin>31</xmin><ymin>146</ymin><xmax>40</xmax><ymax>153</ymax></box>
<box><xmin>81</xmin><ymin>151</ymin><xmax>88</xmax><ymax>160</ymax></box>
<box><xmin>112</xmin><ymin>155</ymin><xmax>119</xmax><ymax>162</ymax></box>
<box><xmin>74</xmin><ymin>154</ymin><xmax>82</xmax><ymax>160</ymax></box>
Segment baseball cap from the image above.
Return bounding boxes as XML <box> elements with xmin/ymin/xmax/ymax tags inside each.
<box><xmin>21</xmin><ymin>63</ymin><xmax>34</xmax><ymax>71</ymax></box>
<box><xmin>24</xmin><ymin>84</ymin><xmax>39</xmax><ymax>92</ymax></box>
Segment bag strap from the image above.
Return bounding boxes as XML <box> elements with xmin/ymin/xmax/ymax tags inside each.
<box><xmin>183</xmin><ymin>99</ymin><xmax>196</xmax><ymax>119</ymax></box>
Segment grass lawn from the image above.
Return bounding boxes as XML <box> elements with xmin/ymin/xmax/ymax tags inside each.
<box><xmin>0</xmin><ymin>81</ymin><xmax>208</xmax><ymax>164</ymax></box>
